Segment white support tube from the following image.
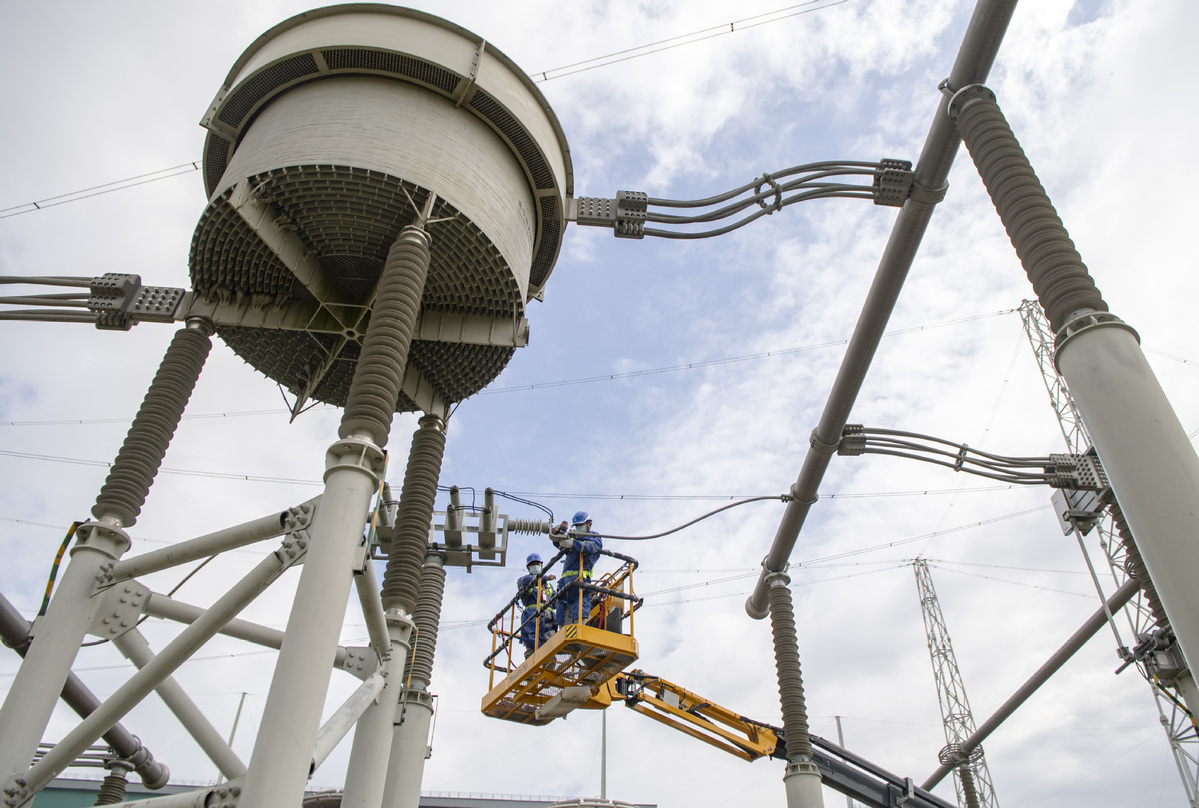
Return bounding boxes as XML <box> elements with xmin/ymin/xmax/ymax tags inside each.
<box><xmin>783</xmin><ymin>758</ymin><xmax>826</xmax><ymax>808</ymax></box>
<box><xmin>113</xmin><ymin>629</ymin><xmax>247</xmax><ymax>780</ymax></box>
<box><xmin>355</xmin><ymin>556</ymin><xmax>391</xmax><ymax>664</ymax></box>
<box><xmin>0</xmin><ymin>522</ymin><xmax>130</xmax><ymax>785</ymax></box>
<box><xmin>1056</xmin><ymin>320</ymin><xmax>1199</xmax><ymax>709</ymax></box>
<box><xmin>238</xmin><ymin>436</ymin><xmax>383</xmax><ymax>808</ymax></box>
<box><xmin>144</xmin><ymin>593</ymin><xmax>361</xmax><ymax>670</ymax></box>
<box><xmin>98</xmin><ymin>786</ymin><xmax>221</xmax><ymax>808</ymax></box>
<box><xmin>310</xmin><ymin>672</ymin><xmax>388</xmax><ymax>776</ymax></box>
<box><xmin>382</xmin><ymin>690</ymin><xmax>435</xmax><ymax>808</ymax></box>
<box><xmin>21</xmin><ymin>551</ymin><xmax>288</xmax><ymax>796</ymax></box>
<box><xmin>112</xmin><ymin>501</ymin><xmax>314</xmax><ymax>581</ymax></box>
<box><xmin>341</xmin><ymin>611</ymin><xmax>413</xmax><ymax>808</ymax></box>
<box><xmin>145</xmin><ymin>594</ymin><xmax>287</xmax><ymax>649</ymax></box>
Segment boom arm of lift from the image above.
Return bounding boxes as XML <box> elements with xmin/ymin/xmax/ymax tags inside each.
<box><xmin>611</xmin><ymin>670</ymin><xmax>956</xmax><ymax>808</ymax></box>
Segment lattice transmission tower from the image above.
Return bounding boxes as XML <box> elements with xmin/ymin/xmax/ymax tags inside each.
<box><xmin>1018</xmin><ymin>299</ymin><xmax>1199</xmax><ymax>804</ymax></box>
<box><xmin>914</xmin><ymin>558</ymin><xmax>999</xmax><ymax>808</ymax></box>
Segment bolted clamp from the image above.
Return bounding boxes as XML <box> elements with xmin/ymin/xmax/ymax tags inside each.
<box><xmin>872</xmin><ymin>159</ymin><xmax>914</xmax><ymax>207</ymax></box>
<box><xmin>571</xmin><ymin>191</ymin><xmax>648</xmax><ymax>239</ymax></box>
<box><xmin>88</xmin><ymin>273</ymin><xmax>187</xmax><ymax>331</ymax></box>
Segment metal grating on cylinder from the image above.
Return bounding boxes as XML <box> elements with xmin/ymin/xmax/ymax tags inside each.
<box><xmin>218</xmin><ymin>53</ymin><xmax>321</xmax><ymax>128</ymax></box>
<box><xmin>531</xmin><ymin>196</ymin><xmax>562</xmax><ymax>291</ymax></box>
<box><xmin>469</xmin><ymin>91</ymin><xmax>556</xmax><ymax>191</ymax></box>
<box><xmin>321</xmin><ymin>48</ymin><xmax>460</xmax><ymax>95</ymax></box>
<box><xmin>192</xmin><ymin>166</ymin><xmax>522</xmax><ymax>313</ymax></box>
<box><xmin>191</xmin><ymin>164</ymin><xmax>522</xmax><ymax>409</ymax></box>
<box><xmin>204</xmin><ymin>137</ymin><xmax>230</xmax><ymax>198</ymax></box>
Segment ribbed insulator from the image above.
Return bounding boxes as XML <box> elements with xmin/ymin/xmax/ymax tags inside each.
<box><xmin>952</xmin><ymin>86</ymin><xmax>1107</xmax><ymax>334</ymax></box>
<box><xmin>404</xmin><ymin>558</ymin><xmax>447</xmax><ymax>691</ymax></box>
<box><xmin>93</xmin><ymin>326</ymin><xmax>212</xmax><ymax>525</ymax></box>
<box><xmin>381</xmin><ymin>415</ymin><xmax>446</xmax><ymax>613</ymax></box>
<box><xmin>1109</xmin><ymin>501</ymin><xmax>1170</xmax><ymax>630</ymax></box>
<box><xmin>339</xmin><ymin>227</ymin><xmax>431</xmax><ymax>448</ymax></box>
<box><xmin>767</xmin><ymin>577</ymin><xmax>812</xmax><ymax>759</ymax></box>
<box><xmin>959</xmin><ymin>766</ymin><xmax>980</xmax><ymax>808</ymax></box>
<box><xmin>95</xmin><ymin>771</ymin><xmax>129</xmax><ymax>805</ymax></box>
<box><xmin>507</xmin><ymin>518</ymin><xmax>551</xmax><ymax>535</ymax></box>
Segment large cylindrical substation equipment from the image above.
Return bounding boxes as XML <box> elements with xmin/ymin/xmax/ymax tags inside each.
<box><xmin>187</xmin><ymin>8</ymin><xmax>574</xmax><ymax>808</ymax></box>
<box><xmin>190</xmin><ymin>3</ymin><xmax>573</xmax><ymax>413</ymax></box>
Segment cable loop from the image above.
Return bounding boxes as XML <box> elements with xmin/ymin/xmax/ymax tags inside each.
<box><xmin>755</xmin><ymin>173</ymin><xmax>783</xmax><ymax>213</ymax></box>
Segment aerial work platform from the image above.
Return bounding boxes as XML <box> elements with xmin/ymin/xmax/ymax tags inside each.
<box><xmin>482</xmin><ymin>547</ymin><xmax>642</xmax><ymax>724</ymax></box>
<box><xmin>482</xmin><ymin>623</ymin><xmax>639</xmax><ymax>725</ymax></box>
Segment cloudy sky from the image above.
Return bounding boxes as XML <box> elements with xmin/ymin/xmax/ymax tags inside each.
<box><xmin>2</xmin><ymin>1</ymin><xmax>1198</xmax><ymax>806</ymax></box>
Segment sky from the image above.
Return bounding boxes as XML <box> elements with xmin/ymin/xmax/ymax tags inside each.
<box><xmin>1</xmin><ymin>1</ymin><xmax>1198</xmax><ymax>807</ymax></box>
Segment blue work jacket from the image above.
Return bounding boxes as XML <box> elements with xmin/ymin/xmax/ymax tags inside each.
<box><xmin>516</xmin><ymin>573</ymin><xmax>554</xmax><ymax>608</ymax></box>
<box><xmin>560</xmin><ymin>532</ymin><xmax>602</xmax><ymax>582</ymax></box>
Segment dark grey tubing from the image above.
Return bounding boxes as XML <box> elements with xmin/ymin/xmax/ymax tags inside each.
<box><xmin>747</xmin><ymin>0</ymin><xmax>1020</xmax><ymax>618</ymax></box>
<box><xmin>1110</xmin><ymin>501</ymin><xmax>1169</xmax><ymax>630</ymax></box>
<box><xmin>93</xmin><ymin>324</ymin><xmax>212</xmax><ymax>526</ymax></box>
<box><xmin>338</xmin><ymin>227</ymin><xmax>431</xmax><ymax>448</ymax></box>
<box><xmin>404</xmin><ymin>558</ymin><xmax>447</xmax><ymax>692</ymax></box>
<box><xmin>768</xmin><ymin>577</ymin><xmax>813</xmax><ymax>759</ymax></box>
<box><xmin>381</xmin><ymin>415</ymin><xmax>446</xmax><ymax>614</ymax></box>
<box><xmin>949</xmin><ymin>85</ymin><xmax>1107</xmax><ymax>333</ymax></box>
<box><xmin>0</xmin><ymin>595</ymin><xmax>169</xmax><ymax>788</ymax></box>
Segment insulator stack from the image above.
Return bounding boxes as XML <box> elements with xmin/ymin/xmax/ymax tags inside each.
<box><xmin>381</xmin><ymin>415</ymin><xmax>446</xmax><ymax>614</ymax></box>
<box><xmin>506</xmin><ymin>518</ymin><xmax>552</xmax><ymax>536</ymax></box>
<box><xmin>93</xmin><ymin>323</ymin><xmax>212</xmax><ymax>525</ymax></box>
<box><xmin>404</xmin><ymin>555</ymin><xmax>447</xmax><ymax>692</ymax></box>
<box><xmin>767</xmin><ymin>575</ymin><xmax>813</xmax><ymax>759</ymax></box>
<box><xmin>950</xmin><ymin>85</ymin><xmax>1107</xmax><ymax>333</ymax></box>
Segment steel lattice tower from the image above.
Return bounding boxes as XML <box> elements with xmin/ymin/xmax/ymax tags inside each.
<box><xmin>1018</xmin><ymin>299</ymin><xmax>1199</xmax><ymax>805</ymax></box>
<box><xmin>914</xmin><ymin>559</ymin><xmax>999</xmax><ymax>808</ymax></box>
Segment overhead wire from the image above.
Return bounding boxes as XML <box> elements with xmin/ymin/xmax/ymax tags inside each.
<box><xmin>2</xmin><ymin>1</ymin><xmax>847</xmax><ymax>220</ymax></box>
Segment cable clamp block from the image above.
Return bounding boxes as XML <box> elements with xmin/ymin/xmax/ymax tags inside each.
<box><xmin>872</xmin><ymin>159</ymin><xmax>913</xmax><ymax>207</ymax></box>
<box><xmin>614</xmin><ymin>190</ymin><xmax>647</xmax><ymax>239</ymax></box>
<box><xmin>830</xmin><ymin>425</ymin><xmax>861</xmax><ymax>456</ymax></box>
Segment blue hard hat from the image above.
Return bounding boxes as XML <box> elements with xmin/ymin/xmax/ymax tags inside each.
<box><xmin>571</xmin><ymin>510</ymin><xmax>591</xmax><ymax>526</ymax></box>
<box><xmin>526</xmin><ymin>553</ymin><xmax>542</xmax><ymax>565</ymax></box>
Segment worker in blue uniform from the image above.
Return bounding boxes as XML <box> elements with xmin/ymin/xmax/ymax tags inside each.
<box><xmin>516</xmin><ymin>553</ymin><xmax>555</xmax><ymax>657</ymax></box>
<box><xmin>553</xmin><ymin>511</ymin><xmax>602</xmax><ymax>628</ymax></box>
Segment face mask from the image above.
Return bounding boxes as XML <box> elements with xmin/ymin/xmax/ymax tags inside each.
<box><xmin>529</xmin><ymin>564</ymin><xmax>542</xmax><ymax>575</ymax></box>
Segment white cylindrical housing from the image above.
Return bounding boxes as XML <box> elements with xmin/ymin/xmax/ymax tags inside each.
<box><xmin>381</xmin><ymin>690</ymin><xmax>435</xmax><ymax>808</ymax></box>
<box><xmin>1057</xmin><ymin>320</ymin><xmax>1199</xmax><ymax>680</ymax></box>
<box><xmin>192</xmin><ymin>4</ymin><xmax>573</xmax><ymax>411</ymax></box>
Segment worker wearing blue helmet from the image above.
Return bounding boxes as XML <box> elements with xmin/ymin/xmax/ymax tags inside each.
<box><xmin>515</xmin><ymin>552</ymin><xmax>555</xmax><ymax>656</ymax></box>
<box><xmin>552</xmin><ymin>511</ymin><xmax>603</xmax><ymax>628</ymax></box>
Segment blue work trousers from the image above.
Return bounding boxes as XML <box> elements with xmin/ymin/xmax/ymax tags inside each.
<box><xmin>555</xmin><ymin>579</ymin><xmax>591</xmax><ymax>628</ymax></box>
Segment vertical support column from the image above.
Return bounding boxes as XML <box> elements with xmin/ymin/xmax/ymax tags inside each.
<box><xmin>767</xmin><ymin>574</ymin><xmax>824</xmax><ymax>808</ymax></box>
<box><xmin>0</xmin><ymin>319</ymin><xmax>212</xmax><ymax>788</ymax></box>
<box><xmin>239</xmin><ymin>215</ymin><xmax>434</xmax><ymax>808</ymax></box>
<box><xmin>950</xmin><ymin>84</ymin><xmax>1199</xmax><ymax>703</ymax></box>
<box><xmin>339</xmin><ymin>609</ymin><xmax>414</xmax><ymax>808</ymax></box>
<box><xmin>382</xmin><ymin>552</ymin><xmax>446</xmax><ymax>808</ymax></box>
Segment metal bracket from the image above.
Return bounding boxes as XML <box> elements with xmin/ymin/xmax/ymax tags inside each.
<box><xmin>341</xmin><ymin>646</ymin><xmax>379</xmax><ymax>680</ymax></box>
<box><xmin>872</xmin><ymin>159</ymin><xmax>914</xmax><ymax>207</ymax></box>
<box><xmin>832</xmin><ymin>425</ymin><xmax>863</xmax><ymax>455</ymax></box>
<box><xmin>571</xmin><ymin>191</ymin><xmax>648</xmax><ymax>239</ymax></box>
<box><xmin>88</xmin><ymin>273</ymin><xmax>186</xmax><ymax>331</ymax></box>
<box><xmin>1045</xmin><ymin>453</ymin><xmax>1109</xmax><ymax>491</ymax></box>
<box><xmin>88</xmin><ymin>581</ymin><xmax>151</xmax><ymax>641</ymax></box>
